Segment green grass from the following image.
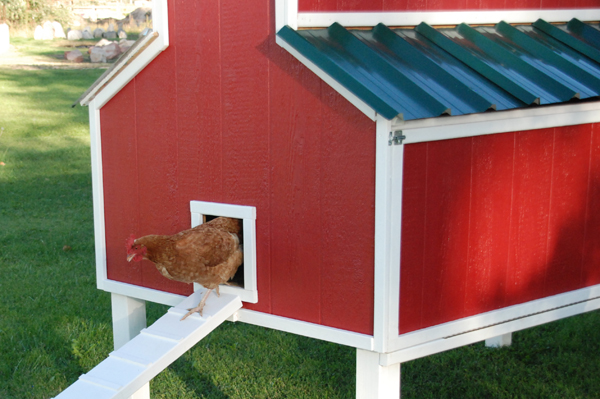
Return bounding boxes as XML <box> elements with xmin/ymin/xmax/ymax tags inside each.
<box><xmin>1</xmin><ymin>43</ymin><xmax>600</xmax><ymax>399</ymax></box>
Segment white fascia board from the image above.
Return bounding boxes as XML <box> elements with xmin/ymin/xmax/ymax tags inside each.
<box><xmin>381</xmin><ymin>292</ymin><xmax>600</xmax><ymax>365</ymax></box>
<box><xmin>398</xmin><ymin>101</ymin><xmax>600</xmax><ymax>144</ymax></box>
<box><xmin>297</xmin><ymin>9</ymin><xmax>600</xmax><ymax>28</ymax></box>
<box><xmin>88</xmin><ymin>101</ymin><xmax>108</xmax><ymax>289</ymax></box>
<box><xmin>275</xmin><ymin>35</ymin><xmax>377</xmax><ymax>121</ymax></box>
<box><xmin>386</xmin><ymin>284</ymin><xmax>600</xmax><ymax>356</ymax></box>
<box><xmin>234</xmin><ymin>309</ymin><xmax>375</xmax><ymax>350</ymax></box>
<box><xmin>80</xmin><ymin>0</ymin><xmax>169</xmax><ymax>108</ymax></box>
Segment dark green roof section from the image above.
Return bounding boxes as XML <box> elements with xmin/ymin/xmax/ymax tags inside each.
<box><xmin>277</xmin><ymin>19</ymin><xmax>600</xmax><ymax>121</ymax></box>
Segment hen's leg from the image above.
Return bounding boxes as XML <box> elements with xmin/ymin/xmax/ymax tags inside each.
<box><xmin>180</xmin><ymin>289</ymin><xmax>212</xmax><ymax>321</ymax></box>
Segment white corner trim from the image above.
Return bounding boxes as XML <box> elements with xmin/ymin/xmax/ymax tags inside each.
<box><xmin>88</xmin><ymin>101</ymin><xmax>108</xmax><ymax>290</ymax></box>
<box><xmin>373</xmin><ymin>117</ymin><xmax>403</xmax><ymax>353</ymax></box>
<box><xmin>275</xmin><ymin>35</ymin><xmax>377</xmax><ymax>121</ymax></box>
<box><xmin>234</xmin><ymin>309</ymin><xmax>375</xmax><ymax>350</ymax></box>
<box><xmin>80</xmin><ymin>0</ymin><xmax>169</xmax><ymax>108</ymax></box>
<box><xmin>276</xmin><ymin>0</ymin><xmax>298</xmax><ymax>32</ymax></box>
<box><xmin>296</xmin><ymin>9</ymin><xmax>600</xmax><ymax>28</ymax></box>
<box><xmin>399</xmin><ymin>101</ymin><xmax>600</xmax><ymax>143</ymax></box>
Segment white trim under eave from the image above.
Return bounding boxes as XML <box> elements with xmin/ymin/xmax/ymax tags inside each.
<box><xmin>296</xmin><ymin>9</ymin><xmax>600</xmax><ymax>28</ymax></box>
<box><xmin>397</xmin><ymin>100</ymin><xmax>600</xmax><ymax>144</ymax></box>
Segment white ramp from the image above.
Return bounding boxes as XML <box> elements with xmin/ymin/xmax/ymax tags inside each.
<box><xmin>53</xmin><ymin>291</ymin><xmax>242</xmax><ymax>399</ymax></box>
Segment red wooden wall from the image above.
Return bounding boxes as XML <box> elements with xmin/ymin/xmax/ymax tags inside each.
<box><xmin>299</xmin><ymin>0</ymin><xmax>598</xmax><ymax>11</ymax></box>
<box><xmin>100</xmin><ymin>0</ymin><xmax>376</xmax><ymax>335</ymax></box>
<box><xmin>399</xmin><ymin>124</ymin><xmax>600</xmax><ymax>334</ymax></box>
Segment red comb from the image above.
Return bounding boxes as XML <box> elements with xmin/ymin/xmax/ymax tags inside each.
<box><xmin>126</xmin><ymin>234</ymin><xmax>136</xmax><ymax>250</ymax></box>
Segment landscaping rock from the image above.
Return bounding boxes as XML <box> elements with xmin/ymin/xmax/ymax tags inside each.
<box><xmin>42</xmin><ymin>21</ymin><xmax>55</xmax><ymax>40</ymax></box>
<box><xmin>89</xmin><ymin>46</ymin><xmax>107</xmax><ymax>63</ymax></box>
<box><xmin>34</xmin><ymin>25</ymin><xmax>53</xmax><ymax>40</ymax></box>
<box><xmin>96</xmin><ymin>38</ymin><xmax>111</xmax><ymax>47</ymax></box>
<box><xmin>67</xmin><ymin>29</ymin><xmax>83</xmax><ymax>41</ymax></box>
<box><xmin>52</xmin><ymin>21</ymin><xmax>66</xmax><ymax>39</ymax></box>
<box><xmin>130</xmin><ymin>7</ymin><xmax>152</xmax><ymax>26</ymax></box>
<box><xmin>107</xmin><ymin>23</ymin><xmax>115</xmax><ymax>32</ymax></box>
<box><xmin>82</xmin><ymin>27</ymin><xmax>94</xmax><ymax>39</ymax></box>
<box><xmin>0</xmin><ymin>24</ymin><xmax>8</xmax><ymax>55</ymax></box>
<box><xmin>93</xmin><ymin>28</ymin><xmax>104</xmax><ymax>38</ymax></box>
<box><xmin>118</xmin><ymin>29</ymin><xmax>127</xmax><ymax>39</ymax></box>
<box><xmin>118</xmin><ymin>39</ymin><xmax>135</xmax><ymax>52</ymax></box>
<box><xmin>102</xmin><ymin>42</ymin><xmax>122</xmax><ymax>60</ymax></box>
<box><xmin>64</xmin><ymin>49</ymin><xmax>84</xmax><ymax>63</ymax></box>
<box><xmin>103</xmin><ymin>31</ymin><xmax>117</xmax><ymax>39</ymax></box>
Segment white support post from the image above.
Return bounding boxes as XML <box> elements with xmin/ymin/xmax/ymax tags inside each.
<box><xmin>485</xmin><ymin>333</ymin><xmax>513</xmax><ymax>348</ymax></box>
<box><xmin>356</xmin><ymin>349</ymin><xmax>400</xmax><ymax>399</ymax></box>
<box><xmin>111</xmin><ymin>293</ymin><xmax>150</xmax><ymax>399</ymax></box>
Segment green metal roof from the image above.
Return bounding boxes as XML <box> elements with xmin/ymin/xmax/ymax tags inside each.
<box><xmin>277</xmin><ymin>19</ymin><xmax>600</xmax><ymax>121</ymax></box>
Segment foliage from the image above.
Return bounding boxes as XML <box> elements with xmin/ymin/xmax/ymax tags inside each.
<box><xmin>0</xmin><ymin>0</ymin><xmax>72</xmax><ymax>28</ymax></box>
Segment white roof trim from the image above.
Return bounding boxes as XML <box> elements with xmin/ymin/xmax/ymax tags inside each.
<box><xmin>296</xmin><ymin>9</ymin><xmax>600</xmax><ymax>28</ymax></box>
<box><xmin>79</xmin><ymin>0</ymin><xmax>169</xmax><ymax>108</ymax></box>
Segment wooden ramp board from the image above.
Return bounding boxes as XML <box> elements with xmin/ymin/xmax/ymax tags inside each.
<box><xmin>53</xmin><ymin>291</ymin><xmax>242</xmax><ymax>399</ymax></box>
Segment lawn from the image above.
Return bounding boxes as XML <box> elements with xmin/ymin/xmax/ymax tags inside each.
<box><xmin>1</xmin><ymin>42</ymin><xmax>600</xmax><ymax>399</ymax></box>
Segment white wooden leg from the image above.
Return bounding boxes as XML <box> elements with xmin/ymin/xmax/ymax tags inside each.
<box><xmin>111</xmin><ymin>293</ymin><xmax>150</xmax><ymax>399</ymax></box>
<box><xmin>485</xmin><ymin>332</ymin><xmax>512</xmax><ymax>348</ymax></box>
<box><xmin>356</xmin><ymin>349</ymin><xmax>400</xmax><ymax>399</ymax></box>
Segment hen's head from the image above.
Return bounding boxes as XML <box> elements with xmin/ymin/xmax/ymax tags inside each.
<box><xmin>126</xmin><ymin>234</ymin><xmax>147</xmax><ymax>262</ymax></box>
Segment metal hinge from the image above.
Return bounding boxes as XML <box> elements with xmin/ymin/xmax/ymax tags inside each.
<box><xmin>388</xmin><ymin>130</ymin><xmax>406</xmax><ymax>146</ymax></box>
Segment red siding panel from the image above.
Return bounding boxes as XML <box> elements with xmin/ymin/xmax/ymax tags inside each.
<box><xmin>399</xmin><ymin>143</ymin><xmax>428</xmax><ymax>333</ymax></box>
<box><xmin>100</xmin><ymin>0</ymin><xmax>376</xmax><ymax>334</ymax></box>
<box><xmin>505</xmin><ymin>129</ymin><xmax>553</xmax><ymax>305</ymax></box>
<box><xmin>269</xmin><ymin>49</ymin><xmax>324</xmax><ymax>323</ymax></box>
<box><xmin>583</xmin><ymin>125</ymin><xmax>600</xmax><ymax>286</ymax></box>
<box><xmin>400</xmin><ymin>125</ymin><xmax>600</xmax><ymax>334</ymax></box>
<box><xmin>319</xmin><ymin>88</ymin><xmax>376</xmax><ymax>335</ymax></box>
<box><xmin>101</xmin><ymin>83</ymin><xmax>142</xmax><ymax>286</ymax></box>
<box><xmin>463</xmin><ymin>133</ymin><xmax>513</xmax><ymax>315</ymax></box>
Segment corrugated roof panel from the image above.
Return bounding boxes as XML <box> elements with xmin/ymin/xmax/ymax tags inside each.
<box><xmin>477</xmin><ymin>22</ymin><xmax>600</xmax><ymax>99</ymax></box>
<box><xmin>277</xmin><ymin>19</ymin><xmax>600</xmax><ymax>121</ymax></box>
<box><xmin>391</xmin><ymin>29</ymin><xmax>525</xmax><ymax>112</ymax></box>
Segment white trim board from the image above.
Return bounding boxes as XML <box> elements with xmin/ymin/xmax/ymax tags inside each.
<box><xmin>397</xmin><ymin>101</ymin><xmax>600</xmax><ymax>144</ymax></box>
<box><xmin>387</xmin><ymin>284</ymin><xmax>600</xmax><ymax>354</ymax></box>
<box><xmin>190</xmin><ymin>201</ymin><xmax>258</xmax><ymax>304</ymax></box>
<box><xmin>381</xmin><ymin>292</ymin><xmax>600</xmax><ymax>365</ymax></box>
<box><xmin>98</xmin><ymin>276</ymin><xmax>375</xmax><ymax>349</ymax></box>
<box><xmin>296</xmin><ymin>9</ymin><xmax>600</xmax><ymax>28</ymax></box>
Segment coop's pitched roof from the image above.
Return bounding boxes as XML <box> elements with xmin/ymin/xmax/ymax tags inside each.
<box><xmin>277</xmin><ymin>19</ymin><xmax>600</xmax><ymax>121</ymax></box>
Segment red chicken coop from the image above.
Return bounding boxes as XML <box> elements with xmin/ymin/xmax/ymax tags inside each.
<box><xmin>59</xmin><ymin>0</ymin><xmax>600</xmax><ymax>398</ymax></box>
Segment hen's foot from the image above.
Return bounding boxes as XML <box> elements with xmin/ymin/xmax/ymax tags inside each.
<box><xmin>180</xmin><ymin>288</ymin><xmax>213</xmax><ymax>321</ymax></box>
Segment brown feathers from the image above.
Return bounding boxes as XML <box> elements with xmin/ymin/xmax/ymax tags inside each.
<box><xmin>126</xmin><ymin>217</ymin><xmax>243</xmax><ymax>290</ymax></box>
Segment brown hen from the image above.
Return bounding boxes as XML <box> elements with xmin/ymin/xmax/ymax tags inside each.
<box><xmin>126</xmin><ymin>217</ymin><xmax>243</xmax><ymax>320</ymax></box>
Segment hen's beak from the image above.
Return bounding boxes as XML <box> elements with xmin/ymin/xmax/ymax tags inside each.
<box><xmin>127</xmin><ymin>253</ymin><xmax>136</xmax><ymax>262</ymax></box>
